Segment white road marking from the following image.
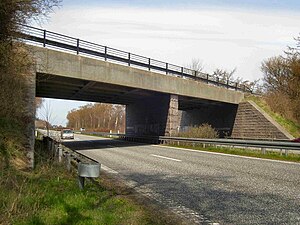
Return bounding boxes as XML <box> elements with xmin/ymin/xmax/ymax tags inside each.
<box><xmin>107</xmin><ymin>145</ymin><xmax>116</xmax><ymax>148</ymax></box>
<box><xmin>150</xmin><ymin>154</ymin><xmax>182</xmax><ymax>162</ymax></box>
<box><xmin>153</xmin><ymin>145</ymin><xmax>300</xmax><ymax>166</ymax></box>
<box><xmin>101</xmin><ymin>165</ymin><xmax>119</xmax><ymax>174</ymax></box>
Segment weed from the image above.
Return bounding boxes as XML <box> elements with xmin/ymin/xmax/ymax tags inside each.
<box><xmin>177</xmin><ymin>124</ymin><xmax>218</xmax><ymax>139</ymax></box>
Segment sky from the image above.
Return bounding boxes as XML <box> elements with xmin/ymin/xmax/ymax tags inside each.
<box><xmin>35</xmin><ymin>0</ymin><xmax>300</xmax><ymax>126</ymax></box>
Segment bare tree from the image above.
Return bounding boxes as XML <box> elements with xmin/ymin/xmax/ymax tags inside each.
<box><xmin>188</xmin><ymin>58</ymin><xmax>204</xmax><ymax>72</ymax></box>
<box><xmin>35</xmin><ymin>97</ymin><xmax>44</xmax><ymax>112</ymax></box>
<box><xmin>67</xmin><ymin>103</ymin><xmax>125</xmax><ymax>132</ymax></box>
<box><xmin>40</xmin><ymin>100</ymin><xmax>56</xmax><ymax>136</ymax></box>
<box><xmin>186</xmin><ymin>58</ymin><xmax>206</xmax><ymax>78</ymax></box>
<box><xmin>243</xmin><ymin>79</ymin><xmax>262</xmax><ymax>93</ymax></box>
<box><xmin>261</xmin><ymin>35</ymin><xmax>300</xmax><ymax>122</ymax></box>
<box><xmin>213</xmin><ymin>68</ymin><xmax>236</xmax><ymax>82</ymax></box>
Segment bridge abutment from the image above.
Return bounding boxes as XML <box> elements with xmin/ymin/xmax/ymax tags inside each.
<box><xmin>25</xmin><ymin>70</ymin><xmax>36</xmax><ymax>168</ymax></box>
<box><xmin>179</xmin><ymin>104</ymin><xmax>238</xmax><ymax>137</ymax></box>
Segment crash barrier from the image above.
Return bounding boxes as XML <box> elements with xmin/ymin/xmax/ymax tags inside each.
<box><xmin>81</xmin><ymin>132</ymin><xmax>300</xmax><ymax>155</ymax></box>
<box><xmin>36</xmin><ymin>131</ymin><xmax>101</xmax><ymax>189</ymax></box>
<box><xmin>156</xmin><ymin>136</ymin><xmax>300</xmax><ymax>156</ymax></box>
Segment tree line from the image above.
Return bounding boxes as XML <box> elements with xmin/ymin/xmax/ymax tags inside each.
<box><xmin>187</xmin><ymin>59</ymin><xmax>261</xmax><ymax>93</ymax></box>
<box><xmin>261</xmin><ymin>36</ymin><xmax>300</xmax><ymax>124</ymax></box>
<box><xmin>67</xmin><ymin>103</ymin><xmax>125</xmax><ymax>132</ymax></box>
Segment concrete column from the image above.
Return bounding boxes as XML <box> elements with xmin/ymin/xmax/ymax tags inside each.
<box><xmin>165</xmin><ymin>94</ymin><xmax>179</xmax><ymax>136</ymax></box>
<box><xmin>24</xmin><ymin>69</ymin><xmax>36</xmax><ymax>169</ymax></box>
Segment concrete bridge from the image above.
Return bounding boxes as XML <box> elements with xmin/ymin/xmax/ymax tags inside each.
<box><xmin>22</xmin><ymin>25</ymin><xmax>245</xmax><ymax>137</ymax></box>
<box><xmin>32</xmin><ymin>45</ymin><xmax>243</xmax><ymax>137</ymax></box>
<box><xmin>22</xmin><ymin>25</ymin><xmax>291</xmax><ymax>167</ymax></box>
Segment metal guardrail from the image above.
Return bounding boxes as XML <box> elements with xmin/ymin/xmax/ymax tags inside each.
<box><xmin>157</xmin><ymin>136</ymin><xmax>300</xmax><ymax>151</ymax></box>
<box><xmin>37</xmin><ymin>130</ymin><xmax>99</xmax><ymax>163</ymax></box>
<box><xmin>19</xmin><ymin>24</ymin><xmax>251</xmax><ymax>93</ymax></box>
<box><xmin>81</xmin><ymin>132</ymin><xmax>300</xmax><ymax>153</ymax></box>
<box><xmin>122</xmin><ymin>135</ymin><xmax>300</xmax><ymax>156</ymax></box>
<box><xmin>37</xmin><ymin>131</ymin><xmax>100</xmax><ymax>189</ymax></box>
<box><xmin>80</xmin><ymin>131</ymin><xmax>123</xmax><ymax>137</ymax></box>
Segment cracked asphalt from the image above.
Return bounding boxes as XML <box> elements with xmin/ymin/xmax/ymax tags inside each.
<box><xmin>63</xmin><ymin>134</ymin><xmax>300</xmax><ymax>224</ymax></box>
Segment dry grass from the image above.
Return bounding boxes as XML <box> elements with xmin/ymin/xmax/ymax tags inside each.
<box><xmin>177</xmin><ymin>123</ymin><xmax>218</xmax><ymax>139</ymax></box>
<box><xmin>245</xmin><ymin>94</ymin><xmax>300</xmax><ymax>138</ymax></box>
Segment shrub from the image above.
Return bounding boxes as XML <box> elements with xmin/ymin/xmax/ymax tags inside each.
<box><xmin>0</xmin><ymin>118</ymin><xmax>26</xmax><ymax>169</ymax></box>
<box><xmin>177</xmin><ymin>124</ymin><xmax>218</xmax><ymax>139</ymax></box>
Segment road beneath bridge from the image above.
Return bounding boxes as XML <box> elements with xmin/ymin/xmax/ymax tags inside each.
<box><xmin>63</xmin><ymin>134</ymin><xmax>300</xmax><ymax>224</ymax></box>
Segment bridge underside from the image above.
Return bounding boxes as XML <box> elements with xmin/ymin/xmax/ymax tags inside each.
<box><xmin>36</xmin><ymin>73</ymin><xmax>151</xmax><ymax>105</ymax></box>
<box><xmin>37</xmin><ymin>73</ymin><xmax>232</xmax><ymax>109</ymax></box>
<box><xmin>37</xmin><ymin>73</ymin><xmax>238</xmax><ymax>137</ymax></box>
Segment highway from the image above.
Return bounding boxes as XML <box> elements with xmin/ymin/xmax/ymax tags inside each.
<box><xmin>63</xmin><ymin>134</ymin><xmax>300</xmax><ymax>224</ymax></box>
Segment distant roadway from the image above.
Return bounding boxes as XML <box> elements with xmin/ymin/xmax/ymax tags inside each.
<box><xmin>63</xmin><ymin>134</ymin><xmax>300</xmax><ymax>224</ymax></box>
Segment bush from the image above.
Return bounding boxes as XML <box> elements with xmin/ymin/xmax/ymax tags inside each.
<box><xmin>0</xmin><ymin>118</ymin><xmax>26</xmax><ymax>169</ymax></box>
<box><xmin>177</xmin><ymin>124</ymin><xmax>218</xmax><ymax>139</ymax></box>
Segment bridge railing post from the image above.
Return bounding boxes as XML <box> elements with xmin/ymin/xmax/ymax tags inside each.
<box><xmin>128</xmin><ymin>53</ymin><xmax>131</xmax><ymax>66</ymax></box>
<box><xmin>206</xmin><ymin>74</ymin><xmax>209</xmax><ymax>84</ymax></box>
<box><xmin>105</xmin><ymin>46</ymin><xmax>107</xmax><ymax>61</ymax></box>
<box><xmin>166</xmin><ymin>63</ymin><xmax>168</xmax><ymax>75</ymax></box>
<box><xmin>226</xmin><ymin>79</ymin><xmax>229</xmax><ymax>89</ymax></box>
<box><xmin>148</xmin><ymin>58</ymin><xmax>151</xmax><ymax>71</ymax></box>
<box><xmin>181</xmin><ymin>67</ymin><xmax>184</xmax><ymax>76</ymax></box>
<box><xmin>76</xmin><ymin>39</ymin><xmax>79</xmax><ymax>55</ymax></box>
<box><xmin>43</xmin><ymin>30</ymin><xmax>46</xmax><ymax>47</ymax></box>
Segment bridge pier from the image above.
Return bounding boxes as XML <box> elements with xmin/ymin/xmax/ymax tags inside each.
<box><xmin>126</xmin><ymin>94</ymin><xmax>179</xmax><ymax>136</ymax></box>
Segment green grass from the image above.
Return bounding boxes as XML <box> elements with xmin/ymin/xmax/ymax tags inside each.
<box><xmin>0</xmin><ymin>162</ymin><xmax>164</xmax><ymax>225</ymax></box>
<box><xmin>245</xmin><ymin>95</ymin><xmax>300</xmax><ymax>138</ymax></box>
<box><xmin>167</xmin><ymin>144</ymin><xmax>300</xmax><ymax>163</ymax></box>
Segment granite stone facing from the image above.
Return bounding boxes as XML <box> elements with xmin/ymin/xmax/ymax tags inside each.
<box><xmin>232</xmin><ymin>101</ymin><xmax>292</xmax><ymax>139</ymax></box>
<box><xmin>165</xmin><ymin>95</ymin><xmax>179</xmax><ymax>136</ymax></box>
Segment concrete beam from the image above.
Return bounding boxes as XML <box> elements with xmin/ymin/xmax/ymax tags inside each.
<box><xmin>31</xmin><ymin>46</ymin><xmax>244</xmax><ymax>105</ymax></box>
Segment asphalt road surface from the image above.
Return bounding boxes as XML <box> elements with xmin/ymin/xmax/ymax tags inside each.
<box><xmin>63</xmin><ymin>134</ymin><xmax>300</xmax><ymax>225</ymax></box>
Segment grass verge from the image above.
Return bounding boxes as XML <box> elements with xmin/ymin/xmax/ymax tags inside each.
<box><xmin>0</xmin><ymin>160</ymin><xmax>183</xmax><ymax>225</ymax></box>
<box><xmin>245</xmin><ymin>95</ymin><xmax>300</xmax><ymax>138</ymax></box>
<box><xmin>166</xmin><ymin>144</ymin><xmax>300</xmax><ymax>163</ymax></box>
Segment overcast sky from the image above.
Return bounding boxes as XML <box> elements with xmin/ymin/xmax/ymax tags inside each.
<box><xmin>35</xmin><ymin>0</ymin><xmax>300</xmax><ymax>126</ymax></box>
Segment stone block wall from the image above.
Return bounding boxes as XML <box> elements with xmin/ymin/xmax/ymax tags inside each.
<box><xmin>165</xmin><ymin>95</ymin><xmax>179</xmax><ymax>136</ymax></box>
<box><xmin>231</xmin><ymin>101</ymin><xmax>292</xmax><ymax>140</ymax></box>
<box><xmin>25</xmin><ymin>70</ymin><xmax>36</xmax><ymax>168</ymax></box>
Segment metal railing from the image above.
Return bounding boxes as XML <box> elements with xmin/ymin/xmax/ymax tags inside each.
<box><xmin>19</xmin><ymin>24</ymin><xmax>251</xmax><ymax>92</ymax></box>
<box><xmin>81</xmin><ymin>132</ymin><xmax>300</xmax><ymax>154</ymax></box>
<box><xmin>36</xmin><ymin>130</ymin><xmax>100</xmax><ymax>189</ymax></box>
<box><xmin>157</xmin><ymin>136</ymin><xmax>300</xmax><ymax>152</ymax></box>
